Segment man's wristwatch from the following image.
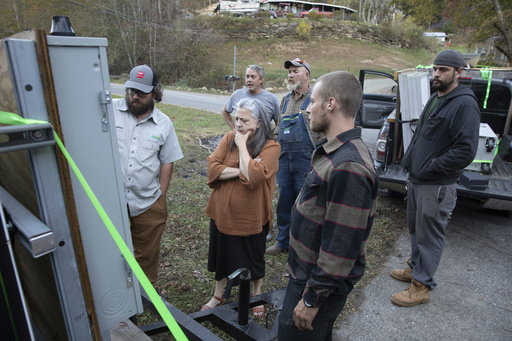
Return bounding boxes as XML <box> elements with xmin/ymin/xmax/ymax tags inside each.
<box><xmin>303</xmin><ymin>299</ymin><xmax>314</xmax><ymax>308</ymax></box>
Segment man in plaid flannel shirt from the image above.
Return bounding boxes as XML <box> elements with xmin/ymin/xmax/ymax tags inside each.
<box><xmin>278</xmin><ymin>71</ymin><xmax>379</xmax><ymax>340</ymax></box>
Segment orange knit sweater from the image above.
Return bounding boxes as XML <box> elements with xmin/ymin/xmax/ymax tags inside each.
<box><xmin>205</xmin><ymin>131</ymin><xmax>280</xmax><ymax>236</ymax></box>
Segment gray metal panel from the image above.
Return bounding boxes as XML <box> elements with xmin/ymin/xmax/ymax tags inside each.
<box><xmin>46</xmin><ymin>36</ymin><xmax>142</xmax><ymax>333</ymax></box>
<box><xmin>4</xmin><ymin>38</ymin><xmax>93</xmax><ymax>340</ymax></box>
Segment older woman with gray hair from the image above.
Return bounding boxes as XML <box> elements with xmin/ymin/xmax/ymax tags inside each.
<box><xmin>202</xmin><ymin>98</ymin><xmax>280</xmax><ymax>319</ymax></box>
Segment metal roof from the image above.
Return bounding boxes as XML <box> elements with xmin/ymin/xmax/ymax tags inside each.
<box><xmin>260</xmin><ymin>0</ymin><xmax>356</xmax><ymax>12</ymax></box>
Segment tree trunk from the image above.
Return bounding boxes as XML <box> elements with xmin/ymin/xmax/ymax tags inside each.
<box><xmin>494</xmin><ymin>0</ymin><xmax>512</xmax><ymax>66</ymax></box>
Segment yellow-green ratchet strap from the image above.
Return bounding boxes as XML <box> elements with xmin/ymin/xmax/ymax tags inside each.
<box><xmin>0</xmin><ymin>111</ymin><xmax>188</xmax><ymax>341</ymax></box>
<box><xmin>480</xmin><ymin>68</ymin><xmax>492</xmax><ymax>109</ymax></box>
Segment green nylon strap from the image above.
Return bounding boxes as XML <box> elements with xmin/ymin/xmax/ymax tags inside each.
<box><xmin>0</xmin><ymin>111</ymin><xmax>188</xmax><ymax>341</ymax></box>
<box><xmin>480</xmin><ymin>68</ymin><xmax>492</xmax><ymax>109</ymax></box>
<box><xmin>472</xmin><ymin>138</ymin><xmax>499</xmax><ymax>163</ymax></box>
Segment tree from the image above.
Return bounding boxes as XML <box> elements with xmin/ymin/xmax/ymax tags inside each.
<box><xmin>446</xmin><ymin>0</ymin><xmax>512</xmax><ymax>66</ymax></box>
<box><xmin>357</xmin><ymin>0</ymin><xmax>396</xmax><ymax>25</ymax></box>
<box><xmin>392</xmin><ymin>0</ymin><xmax>444</xmax><ymax>29</ymax></box>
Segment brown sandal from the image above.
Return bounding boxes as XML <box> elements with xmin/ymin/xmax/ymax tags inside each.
<box><xmin>201</xmin><ymin>295</ymin><xmax>225</xmax><ymax>311</ymax></box>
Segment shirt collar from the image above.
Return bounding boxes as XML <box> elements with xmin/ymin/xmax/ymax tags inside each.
<box><xmin>292</xmin><ymin>85</ymin><xmax>311</xmax><ymax>100</ymax></box>
<box><xmin>319</xmin><ymin>127</ymin><xmax>362</xmax><ymax>154</ymax></box>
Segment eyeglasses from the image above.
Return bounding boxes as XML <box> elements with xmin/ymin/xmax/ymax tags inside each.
<box><xmin>127</xmin><ymin>88</ymin><xmax>151</xmax><ymax>98</ymax></box>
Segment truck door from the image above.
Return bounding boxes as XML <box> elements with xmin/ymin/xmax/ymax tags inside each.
<box><xmin>356</xmin><ymin>70</ymin><xmax>397</xmax><ymax>129</ymax></box>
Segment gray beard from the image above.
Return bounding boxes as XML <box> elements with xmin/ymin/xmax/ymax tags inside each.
<box><xmin>287</xmin><ymin>82</ymin><xmax>298</xmax><ymax>92</ymax></box>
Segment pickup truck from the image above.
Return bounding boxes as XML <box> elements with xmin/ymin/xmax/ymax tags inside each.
<box><xmin>358</xmin><ymin>68</ymin><xmax>512</xmax><ymax>214</ymax></box>
<box><xmin>300</xmin><ymin>8</ymin><xmax>333</xmax><ymax>18</ymax></box>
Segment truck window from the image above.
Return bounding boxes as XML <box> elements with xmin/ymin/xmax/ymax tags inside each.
<box><xmin>467</xmin><ymin>82</ymin><xmax>512</xmax><ymax>112</ymax></box>
<box><xmin>362</xmin><ymin>76</ymin><xmax>397</xmax><ymax>96</ymax></box>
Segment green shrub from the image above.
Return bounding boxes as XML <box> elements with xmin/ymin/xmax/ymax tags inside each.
<box><xmin>332</xmin><ymin>10</ymin><xmax>345</xmax><ymax>21</ymax></box>
<box><xmin>175</xmin><ymin>78</ymin><xmax>189</xmax><ymax>89</ymax></box>
<box><xmin>286</xmin><ymin>12</ymin><xmax>296</xmax><ymax>21</ymax></box>
<box><xmin>358</xmin><ymin>23</ymin><xmax>370</xmax><ymax>35</ymax></box>
<box><xmin>307</xmin><ymin>9</ymin><xmax>322</xmax><ymax>21</ymax></box>
<box><xmin>297</xmin><ymin>20</ymin><xmax>312</xmax><ymax>40</ymax></box>
<box><xmin>188</xmin><ymin>66</ymin><xmax>231</xmax><ymax>90</ymax></box>
<box><xmin>378</xmin><ymin>14</ymin><xmax>428</xmax><ymax>49</ymax></box>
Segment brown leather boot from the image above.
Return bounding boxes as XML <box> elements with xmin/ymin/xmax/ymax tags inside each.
<box><xmin>390</xmin><ymin>258</ymin><xmax>413</xmax><ymax>282</ymax></box>
<box><xmin>391</xmin><ymin>279</ymin><xmax>430</xmax><ymax>307</ymax></box>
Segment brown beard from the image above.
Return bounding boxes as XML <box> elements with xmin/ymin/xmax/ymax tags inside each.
<box><xmin>126</xmin><ymin>94</ymin><xmax>154</xmax><ymax>117</ymax></box>
<box><xmin>432</xmin><ymin>70</ymin><xmax>456</xmax><ymax>93</ymax></box>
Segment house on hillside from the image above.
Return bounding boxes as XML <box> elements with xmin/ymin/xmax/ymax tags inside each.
<box><xmin>260</xmin><ymin>0</ymin><xmax>356</xmax><ymax>18</ymax></box>
<box><xmin>424</xmin><ymin>32</ymin><xmax>450</xmax><ymax>46</ymax></box>
<box><xmin>218</xmin><ymin>0</ymin><xmax>356</xmax><ymax>18</ymax></box>
<box><xmin>219</xmin><ymin>0</ymin><xmax>262</xmax><ymax>15</ymax></box>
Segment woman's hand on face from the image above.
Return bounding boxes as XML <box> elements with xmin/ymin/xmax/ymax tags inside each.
<box><xmin>235</xmin><ymin>131</ymin><xmax>250</xmax><ymax>147</ymax></box>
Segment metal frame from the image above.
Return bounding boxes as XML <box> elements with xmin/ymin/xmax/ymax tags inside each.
<box><xmin>139</xmin><ymin>289</ymin><xmax>285</xmax><ymax>340</ymax></box>
<box><xmin>0</xmin><ymin>192</ymin><xmax>35</xmax><ymax>340</ymax></box>
<box><xmin>0</xmin><ymin>186</ymin><xmax>55</xmax><ymax>258</ymax></box>
<box><xmin>4</xmin><ymin>37</ymin><xmax>93</xmax><ymax>340</ymax></box>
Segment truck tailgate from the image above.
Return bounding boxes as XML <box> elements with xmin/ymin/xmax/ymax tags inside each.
<box><xmin>380</xmin><ymin>155</ymin><xmax>512</xmax><ymax>201</ymax></box>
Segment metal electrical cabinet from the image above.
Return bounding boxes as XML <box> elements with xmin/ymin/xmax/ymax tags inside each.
<box><xmin>1</xmin><ymin>31</ymin><xmax>142</xmax><ymax>340</ymax></box>
<box><xmin>46</xmin><ymin>36</ymin><xmax>143</xmax><ymax>335</ymax></box>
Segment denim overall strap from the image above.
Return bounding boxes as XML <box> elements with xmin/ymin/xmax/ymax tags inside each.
<box><xmin>278</xmin><ymin>93</ymin><xmax>314</xmax><ymax>154</ymax></box>
<box><xmin>281</xmin><ymin>93</ymin><xmax>292</xmax><ymax>115</ymax></box>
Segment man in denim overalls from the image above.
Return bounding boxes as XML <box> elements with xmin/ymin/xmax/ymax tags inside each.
<box><xmin>266</xmin><ymin>58</ymin><xmax>324</xmax><ymax>255</ymax></box>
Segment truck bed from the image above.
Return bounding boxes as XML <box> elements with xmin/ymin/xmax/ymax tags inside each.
<box><xmin>379</xmin><ymin>154</ymin><xmax>512</xmax><ymax>201</ymax></box>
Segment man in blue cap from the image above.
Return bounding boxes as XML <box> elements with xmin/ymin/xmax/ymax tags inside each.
<box><xmin>113</xmin><ymin>65</ymin><xmax>183</xmax><ymax>284</ymax></box>
<box><xmin>390</xmin><ymin>50</ymin><xmax>479</xmax><ymax>306</ymax></box>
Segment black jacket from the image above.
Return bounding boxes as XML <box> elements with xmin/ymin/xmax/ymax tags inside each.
<box><xmin>401</xmin><ymin>84</ymin><xmax>480</xmax><ymax>185</ymax></box>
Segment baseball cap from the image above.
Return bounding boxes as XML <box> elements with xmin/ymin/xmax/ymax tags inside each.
<box><xmin>433</xmin><ymin>49</ymin><xmax>466</xmax><ymax>69</ymax></box>
<box><xmin>284</xmin><ymin>58</ymin><xmax>311</xmax><ymax>74</ymax></box>
<box><xmin>124</xmin><ymin>65</ymin><xmax>158</xmax><ymax>93</ymax></box>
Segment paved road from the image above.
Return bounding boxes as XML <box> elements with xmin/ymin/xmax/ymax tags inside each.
<box><xmin>110</xmin><ymin>83</ymin><xmax>380</xmax><ymax>155</ymax></box>
<box><xmin>335</xmin><ymin>204</ymin><xmax>512</xmax><ymax>341</ymax></box>
<box><xmin>110</xmin><ymin>83</ymin><xmax>289</xmax><ymax>113</ymax></box>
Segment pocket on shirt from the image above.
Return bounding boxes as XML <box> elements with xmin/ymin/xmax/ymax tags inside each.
<box><xmin>139</xmin><ymin>137</ymin><xmax>161</xmax><ymax>160</ymax></box>
<box><xmin>299</xmin><ymin>171</ymin><xmax>324</xmax><ymax>208</ymax></box>
<box><xmin>296</xmin><ymin>171</ymin><xmax>326</xmax><ymax>224</ymax></box>
<box><xmin>423</xmin><ymin>117</ymin><xmax>445</xmax><ymax>142</ymax></box>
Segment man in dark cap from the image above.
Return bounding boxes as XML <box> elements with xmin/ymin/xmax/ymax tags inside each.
<box><xmin>266</xmin><ymin>58</ymin><xmax>324</xmax><ymax>255</ymax></box>
<box><xmin>113</xmin><ymin>65</ymin><xmax>183</xmax><ymax>285</ymax></box>
<box><xmin>390</xmin><ymin>50</ymin><xmax>479</xmax><ymax>306</ymax></box>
